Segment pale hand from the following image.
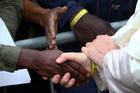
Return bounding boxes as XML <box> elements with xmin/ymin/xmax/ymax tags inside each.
<box><xmin>82</xmin><ymin>35</ymin><xmax>119</xmax><ymax>68</ymax></box>
<box><xmin>52</xmin><ymin>52</ymin><xmax>92</xmax><ymax>88</ymax></box>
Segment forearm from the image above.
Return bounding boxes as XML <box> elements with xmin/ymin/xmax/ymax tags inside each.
<box><xmin>23</xmin><ymin>0</ymin><xmax>49</xmax><ymax>26</ymax></box>
<box><xmin>16</xmin><ymin>48</ymin><xmax>38</xmax><ymax>70</ymax></box>
<box><xmin>70</xmin><ymin>10</ymin><xmax>115</xmax><ymax>44</ymax></box>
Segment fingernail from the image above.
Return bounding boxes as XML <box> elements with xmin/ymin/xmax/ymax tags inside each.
<box><xmin>56</xmin><ymin>57</ymin><xmax>63</xmax><ymax>63</ymax></box>
<box><xmin>43</xmin><ymin>77</ymin><xmax>48</xmax><ymax>80</ymax></box>
<box><xmin>81</xmin><ymin>47</ymin><xmax>86</xmax><ymax>51</ymax></box>
<box><xmin>54</xmin><ymin>75</ymin><xmax>61</xmax><ymax>82</ymax></box>
<box><xmin>71</xmin><ymin>78</ymin><xmax>75</xmax><ymax>84</ymax></box>
<box><xmin>64</xmin><ymin>73</ymin><xmax>70</xmax><ymax>80</ymax></box>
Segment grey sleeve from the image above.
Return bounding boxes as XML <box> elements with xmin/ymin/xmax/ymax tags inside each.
<box><xmin>0</xmin><ymin>45</ymin><xmax>21</xmax><ymax>72</ymax></box>
<box><xmin>0</xmin><ymin>0</ymin><xmax>24</xmax><ymax>38</ymax></box>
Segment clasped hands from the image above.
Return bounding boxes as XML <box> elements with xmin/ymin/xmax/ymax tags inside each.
<box><xmin>43</xmin><ymin>35</ymin><xmax>118</xmax><ymax>88</ymax></box>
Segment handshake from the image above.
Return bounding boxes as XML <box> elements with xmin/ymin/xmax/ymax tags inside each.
<box><xmin>17</xmin><ymin>49</ymin><xmax>94</xmax><ymax>88</ymax></box>
<box><xmin>49</xmin><ymin>35</ymin><xmax>117</xmax><ymax>88</ymax></box>
<box><xmin>51</xmin><ymin>51</ymin><xmax>93</xmax><ymax>88</ymax></box>
<box><xmin>16</xmin><ymin>35</ymin><xmax>117</xmax><ymax>88</ymax></box>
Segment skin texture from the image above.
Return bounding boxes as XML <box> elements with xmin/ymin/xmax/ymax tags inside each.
<box><xmin>24</xmin><ymin>0</ymin><xmax>115</xmax><ymax>48</ymax></box>
<box><xmin>23</xmin><ymin>0</ymin><xmax>116</xmax><ymax>87</ymax></box>
<box><xmin>52</xmin><ymin>35</ymin><xmax>119</xmax><ymax>87</ymax></box>
<box><xmin>23</xmin><ymin>0</ymin><xmax>90</xmax><ymax>85</ymax></box>
<box><xmin>82</xmin><ymin>35</ymin><xmax>119</xmax><ymax>68</ymax></box>
<box><xmin>24</xmin><ymin>0</ymin><xmax>67</xmax><ymax>49</ymax></box>
<box><xmin>52</xmin><ymin>52</ymin><xmax>92</xmax><ymax>88</ymax></box>
<box><xmin>52</xmin><ymin>9</ymin><xmax>116</xmax><ymax>87</ymax></box>
<box><xmin>71</xmin><ymin>11</ymin><xmax>115</xmax><ymax>45</ymax></box>
<box><xmin>16</xmin><ymin>49</ymin><xmax>89</xmax><ymax>84</ymax></box>
<box><xmin>42</xmin><ymin>7</ymin><xmax>68</xmax><ymax>49</ymax></box>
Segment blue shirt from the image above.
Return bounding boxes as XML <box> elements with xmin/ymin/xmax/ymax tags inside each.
<box><xmin>36</xmin><ymin>0</ymin><xmax>137</xmax><ymax>28</ymax></box>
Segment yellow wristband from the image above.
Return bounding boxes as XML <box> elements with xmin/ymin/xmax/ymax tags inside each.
<box><xmin>71</xmin><ymin>9</ymin><xmax>88</xmax><ymax>29</ymax></box>
<box><xmin>91</xmin><ymin>62</ymin><xmax>97</xmax><ymax>76</ymax></box>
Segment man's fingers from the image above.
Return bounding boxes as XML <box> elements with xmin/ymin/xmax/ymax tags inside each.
<box><xmin>50</xmin><ymin>24</ymin><xmax>56</xmax><ymax>39</ymax></box>
<box><xmin>45</xmin><ymin>6</ymin><xmax>68</xmax><ymax>50</ymax></box>
<box><xmin>43</xmin><ymin>77</ymin><xmax>48</xmax><ymax>80</ymax></box>
<box><xmin>58</xmin><ymin>53</ymin><xmax>82</xmax><ymax>63</ymax></box>
<box><xmin>56</xmin><ymin>56</ymin><xmax>67</xmax><ymax>64</ymax></box>
<box><xmin>96</xmin><ymin>35</ymin><xmax>110</xmax><ymax>40</ymax></box>
<box><xmin>61</xmin><ymin>6</ymin><xmax>68</xmax><ymax>14</ymax></box>
<box><xmin>47</xmin><ymin>22</ymin><xmax>56</xmax><ymax>38</ymax></box>
<box><xmin>56</xmin><ymin>53</ymin><xmax>81</xmax><ymax>64</ymax></box>
<box><xmin>45</xmin><ymin>15</ymin><xmax>57</xmax><ymax>49</ymax></box>
<box><xmin>56</xmin><ymin>6</ymin><xmax>68</xmax><ymax>19</ymax></box>
<box><xmin>64</xmin><ymin>78</ymin><xmax>75</xmax><ymax>88</ymax></box>
<box><xmin>46</xmin><ymin>34</ymin><xmax>53</xmax><ymax>49</ymax></box>
<box><xmin>69</xmin><ymin>62</ymin><xmax>89</xmax><ymax>78</ymax></box>
<box><xmin>66</xmin><ymin>62</ymin><xmax>88</xmax><ymax>84</ymax></box>
<box><xmin>81</xmin><ymin>47</ymin><xmax>88</xmax><ymax>55</ymax></box>
<box><xmin>56</xmin><ymin>52</ymin><xmax>81</xmax><ymax>63</ymax></box>
<box><xmin>49</xmin><ymin>6</ymin><xmax>68</xmax><ymax>38</ymax></box>
<box><xmin>59</xmin><ymin>72</ymin><xmax>71</xmax><ymax>86</ymax></box>
<box><xmin>45</xmin><ymin>25</ymin><xmax>56</xmax><ymax>49</ymax></box>
<box><xmin>52</xmin><ymin>74</ymin><xmax>61</xmax><ymax>84</ymax></box>
<box><xmin>46</xmin><ymin>32</ymin><xmax>57</xmax><ymax>49</ymax></box>
<box><xmin>44</xmin><ymin>6</ymin><xmax>68</xmax><ymax>50</ymax></box>
<box><xmin>86</xmin><ymin>42</ymin><xmax>92</xmax><ymax>47</ymax></box>
<box><xmin>96</xmin><ymin>35</ymin><xmax>105</xmax><ymax>39</ymax></box>
<box><xmin>51</xmin><ymin>40</ymin><xmax>58</xmax><ymax>49</ymax></box>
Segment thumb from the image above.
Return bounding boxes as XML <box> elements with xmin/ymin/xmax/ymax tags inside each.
<box><xmin>59</xmin><ymin>6</ymin><xmax>68</xmax><ymax>15</ymax></box>
<box><xmin>56</xmin><ymin>6</ymin><xmax>68</xmax><ymax>19</ymax></box>
<box><xmin>56</xmin><ymin>56</ymin><xmax>67</xmax><ymax>64</ymax></box>
<box><xmin>81</xmin><ymin>47</ymin><xmax>88</xmax><ymax>55</ymax></box>
<box><xmin>57</xmin><ymin>53</ymin><xmax>83</xmax><ymax>64</ymax></box>
<box><xmin>56</xmin><ymin>53</ymin><xmax>77</xmax><ymax>64</ymax></box>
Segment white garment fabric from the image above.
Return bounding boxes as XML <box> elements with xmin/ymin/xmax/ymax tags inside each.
<box><xmin>97</xmin><ymin>0</ymin><xmax>140</xmax><ymax>92</ymax></box>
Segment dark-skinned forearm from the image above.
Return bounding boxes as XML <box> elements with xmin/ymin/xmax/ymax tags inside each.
<box><xmin>23</xmin><ymin>0</ymin><xmax>49</xmax><ymax>26</ymax></box>
<box><xmin>16</xmin><ymin>48</ymin><xmax>39</xmax><ymax>70</ymax></box>
<box><xmin>69</xmin><ymin>9</ymin><xmax>115</xmax><ymax>44</ymax></box>
<box><xmin>76</xmin><ymin>14</ymin><xmax>114</xmax><ymax>41</ymax></box>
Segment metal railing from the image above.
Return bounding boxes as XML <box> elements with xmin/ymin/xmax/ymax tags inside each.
<box><xmin>15</xmin><ymin>20</ymin><xmax>127</xmax><ymax>49</ymax></box>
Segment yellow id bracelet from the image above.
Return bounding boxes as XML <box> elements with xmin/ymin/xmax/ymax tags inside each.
<box><xmin>91</xmin><ymin>62</ymin><xmax>98</xmax><ymax>76</ymax></box>
<box><xmin>71</xmin><ymin>9</ymin><xmax>88</xmax><ymax>29</ymax></box>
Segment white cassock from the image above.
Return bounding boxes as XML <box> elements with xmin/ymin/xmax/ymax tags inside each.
<box><xmin>95</xmin><ymin>0</ymin><xmax>140</xmax><ymax>93</ymax></box>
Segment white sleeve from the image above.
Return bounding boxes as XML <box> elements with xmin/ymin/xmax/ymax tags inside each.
<box><xmin>99</xmin><ymin>48</ymin><xmax>140</xmax><ymax>93</ymax></box>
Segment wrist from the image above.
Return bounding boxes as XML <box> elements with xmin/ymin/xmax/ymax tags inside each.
<box><xmin>16</xmin><ymin>48</ymin><xmax>39</xmax><ymax>69</ymax></box>
<box><xmin>91</xmin><ymin>61</ymin><xmax>98</xmax><ymax>76</ymax></box>
<box><xmin>69</xmin><ymin>9</ymin><xmax>88</xmax><ymax>29</ymax></box>
<box><xmin>69</xmin><ymin>8</ymin><xmax>83</xmax><ymax>22</ymax></box>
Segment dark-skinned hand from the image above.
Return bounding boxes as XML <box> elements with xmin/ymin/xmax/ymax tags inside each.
<box><xmin>42</xmin><ymin>6</ymin><xmax>68</xmax><ymax>49</ymax></box>
<box><xmin>17</xmin><ymin>49</ymin><xmax>90</xmax><ymax>85</ymax></box>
